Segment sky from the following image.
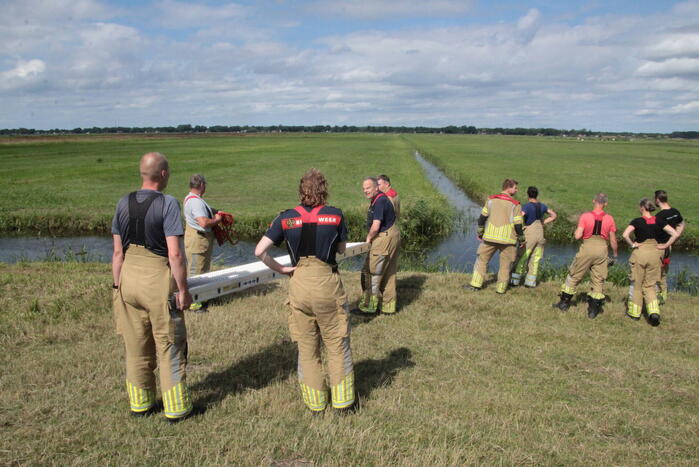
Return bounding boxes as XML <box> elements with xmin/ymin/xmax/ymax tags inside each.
<box><xmin>1</xmin><ymin>0</ymin><xmax>698</xmax><ymax>132</ymax></box>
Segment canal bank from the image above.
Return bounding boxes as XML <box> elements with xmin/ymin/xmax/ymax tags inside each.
<box><xmin>2</xmin><ymin>154</ymin><xmax>698</xmax><ymax>292</ymax></box>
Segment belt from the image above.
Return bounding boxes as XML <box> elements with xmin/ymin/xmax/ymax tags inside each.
<box><xmin>298</xmin><ymin>256</ymin><xmax>339</xmax><ymax>273</ymax></box>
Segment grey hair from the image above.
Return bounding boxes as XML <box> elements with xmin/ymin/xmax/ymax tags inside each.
<box><xmin>363</xmin><ymin>176</ymin><xmax>378</xmax><ymax>186</ymax></box>
<box><xmin>594</xmin><ymin>193</ymin><xmax>608</xmax><ymax>205</ymax></box>
<box><xmin>189</xmin><ymin>174</ymin><xmax>206</xmax><ymax>189</ymax></box>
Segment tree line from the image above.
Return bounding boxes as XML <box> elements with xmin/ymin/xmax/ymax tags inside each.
<box><xmin>0</xmin><ymin>124</ymin><xmax>696</xmax><ymax>139</ymax></box>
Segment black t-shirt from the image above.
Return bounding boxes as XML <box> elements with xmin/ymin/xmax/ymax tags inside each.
<box><xmin>265</xmin><ymin>205</ymin><xmax>348</xmax><ymax>266</ymax></box>
<box><xmin>655</xmin><ymin>208</ymin><xmax>683</xmax><ymax>243</ymax></box>
<box><xmin>366</xmin><ymin>193</ymin><xmax>396</xmax><ymax>232</ymax></box>
<box><xmin>629</xmin><ymin>216</ymin><xmax>668</xmax><ymax>243</ymax></box>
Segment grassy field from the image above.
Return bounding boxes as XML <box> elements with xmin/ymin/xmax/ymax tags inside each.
<box><xmin>0</xmin><ymin>133</ymin><xmax>452</xmax><ymax>248</ymax></box>
<box><xmin>403</xmin><ymin>134</ymin><xmax>699</xmax><ymax>250</ymax></box>
<box><xmin>2</xmin><ymin>262</ymin><xmax>698</xmax><ymax>465</ymax></box>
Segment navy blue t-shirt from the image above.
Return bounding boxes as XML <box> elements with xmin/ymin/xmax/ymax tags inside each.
<box><xmin>366</xmin><ymin>193</ymin><xmax>396</xmax><ymax>232</ymax></box>
<box><xmin>265</xmin><ymin>205</ymin><xmax>348</xmax><ymax>266</ymax></box>
<box><xmin>522</xmin><ymin>202</ymin><xmax>548</xmax><ymax>226</ymax></box>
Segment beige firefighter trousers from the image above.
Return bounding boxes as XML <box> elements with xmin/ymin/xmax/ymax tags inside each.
<box><xmin>512</xmin><ymin>220</ymin><xmax>545</xmax><ymax>287</ymax></box>
<box><xmin>113</xmin><ymin>245</ymin><xmax>192</xmax><ymax>419</ymax></box>
<box><xmin>470</xmin><ymin>241</ymin><xmax>517</xmax><ymax>293</ymax></box>
<box><xmin>627</xmin><ymin>240</ymin><xmax>663</xmax><ymax>317</ymax></box>
<box><xmin>287</xmin><ymin>257</ymin><xmax>355</xmax><ymax>411</ymax></box>
<box><xmin>361</xmin><ymin>225</ymin><xmax>400</xmax><ymax>307</ymax></box>
<box><xmin>561</xmin><ymin>236</ymin><xmax>608</xmax><ymax>300</ymax></box>
<box><xmin>184</xmin><ymin>223</ymin><xmax>214</xmax><ymax>276</ymax></box>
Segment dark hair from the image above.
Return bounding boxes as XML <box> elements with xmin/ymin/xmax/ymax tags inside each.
<box><xmin>640</xmin><ymin>198</ymin><xmax>656</xmax><ymax>212</ymax></box>
<box><xmin>654</xmin><ymin>190</ymin><xmax>668</xmax><ymax>203</ymax></box>
<box><xmin>527</xmin><ymin>186</ymin><xmax>538</xmax><ymax>199</ymax></box>
<box><xmin>377</xmin><ymin>174</ymin><xmax>391</xmax><ymax>184</ymax></box>
<box><xmin>502</xmin><ymin>178</ymin><xmax>518</xmax><ymax>190</ymax></box>
<box><xmin>298</xmin><ymin>169</ymin><xmax>328</xmax><ymax>207</ymax></box>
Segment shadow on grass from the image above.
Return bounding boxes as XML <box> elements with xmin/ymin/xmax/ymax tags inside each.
<box><xmin>191</xmin><ymin>338</ymin><xmax>296</xmax><ymax>407</ymax></box>
<box><xmin>397</xmin><ymin>274</ymin><xmax>428</xmax><ymax>310</ymax></box>
<box><xmin>355</xmin><ymin>347</ymin><xmax>415</xmax><ymax>400</ymax></box>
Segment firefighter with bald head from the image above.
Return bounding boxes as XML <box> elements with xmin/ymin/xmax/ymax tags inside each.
<box><xmin>111</xmin><ymin>152</ymin><xmax>194</xmax><ymax>421</ymax></box>
<box><xmin>553</xmin><ymin>193</ymin><xmax>619</xmax><ymax>319</ymax></box>
<box><xmin>467</xmin><ymin>178</ymin><xmax>524</xmax><ymax>294</ymax></box>
<box><xmin>377</xmin><ymin>174</ymin><xmax>400</xmax><ymax>220</ymax></box>
<box><xmin>622</xmin><ymin>198</ymin><xmax>680</xmax><ymax>326</ymax></box>
<box><xmin>359</xmin><ymin>176</ymin><xmax>400</xmax><ymax>314</ymax></box>
<box><xmin>255</xmin><ymin>169</ymin><xmax>355</xmax><ymax>414</ymax></box>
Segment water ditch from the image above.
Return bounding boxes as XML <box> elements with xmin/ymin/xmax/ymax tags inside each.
<box><xmin>2</xmin><ymin>155</ymin><xmax>698</xmax><ymax>290</ymax></box>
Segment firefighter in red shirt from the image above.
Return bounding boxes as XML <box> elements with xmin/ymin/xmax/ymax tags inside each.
<box><xmin>554</xmin><ymin>193</ymin><xmax>618</xmax><ymax>318</ymax></box>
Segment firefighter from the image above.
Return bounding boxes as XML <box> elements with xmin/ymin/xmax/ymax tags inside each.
<box><xmin>377</xmin><ymin>174</ymin><xmax>400</xmax><ymax>220</ymax></box>
<box><xmin>553</xmin><ymin>193</ymin><xmax>619</xmax><ymax>319</ymax></box>
<box><xmin>467</xmin><ymin>178</ymin><xmax>524</xmax><ymax>294</ymax></box>
<box><xmin>255</xmin><ymin>169</ymin><xmax>355</xmax><ymax>414</ymax></box>
<box><xmin>622</xmin><ymin>198</ymin><xmax>680</xmax><ymax>326</ymax></box>
<box><xmin>111</xmin><ymin>152</ymin><xmax>194</xmax><ymax>421</ymax></box>
<box><xmin>654</xmin><ymin>190</ymin><xmax>685</xmax><ymax>304</ymax></box>
<box><xmin>359</xmin><ymin>176</ymin><xmax>400</xmax><ymax>314</ymax></box>
<box><xmin>183</xmin><ymin>173</ymin><xmax>222</xmax><ymax>312</ymax></box>
<box><xmin>511</xmin><ymin>186</ymin><xmax>557</xmax><ymax>288</ymax></box>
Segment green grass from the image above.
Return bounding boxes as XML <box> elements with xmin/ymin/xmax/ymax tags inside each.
<box><xmin>403</xmin><ymin>134</ymin><xmax>699</xmax><ymax>250</ymax></box>
<box><xmin>2</xmin><ymin>262</ymin><xmax>698</xmax><ymax>465</ymax></box>
<box><xmin>0</xmin><ymin>133</ymin><xmax>453</xmax><ymax>248</ymax></box>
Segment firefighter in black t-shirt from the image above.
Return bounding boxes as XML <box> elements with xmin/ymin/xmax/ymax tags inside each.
<box><xmin>255</xmin><ymin>169</ymin><xmax>355</xmax><ymax>414</ymax></box>
<box><xmin>359</xmin><ymin>177</ymin><xmax>400</xmax><ymax>314</ymax></box>
<box><xmin>622</xmin><ymin>198</ymin><xmax>679</xmax><ymax>326</ymax></box>
<box><xmin>654</xmin><ymin>190</ymin><xmax>686</xmax><ymax>304</ymax></box>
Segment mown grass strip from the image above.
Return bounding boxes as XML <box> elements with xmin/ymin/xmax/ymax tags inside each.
<box><xmin>2</xmin><ymin>262</ymin><xmax>698</xmax><ymax>465</ymax></box>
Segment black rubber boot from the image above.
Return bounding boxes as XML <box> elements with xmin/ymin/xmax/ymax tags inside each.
<box><xmin>587</xmin><ymin>297</ymin><xmax>604</xmax><ymax>319</ymax></box>
<box><xmin>648</xmin><ymin>313</ymin><xmax>661</xmax><ymax>327</ymax></box>
<box><xmin>553</xmin><ymin>292</ymin><xmax>573</xmax><ymax>312</ymax></box>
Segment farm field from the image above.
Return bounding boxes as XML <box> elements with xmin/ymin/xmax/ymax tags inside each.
<box><xmin>0</xmin><ymin>133</ymin><xmax>451</xmax><ymax>246</ymax></box>
<box><xmin>1</xmin><ymin>261</ymin><xmax>698</xmax><ymax>465</ymax></box>
<box><xmin>404</xmin><ymin>134</ymin><xmax>699</xmax><ymax>250</ymax></box>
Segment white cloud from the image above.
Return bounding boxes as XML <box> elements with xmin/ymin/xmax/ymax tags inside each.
<box><xmin>645</xmin><ymin>34</ymin><xmax>699</xmax><ymax>60</ymax></box>
<box><xmin>1</xmin><ymin>59</ymin><xmax>45</xmax><ymax>79</ymax></box>
<box><xmin>670</xmin><ymin>100</ymin><xmax>699</xmax><ymax>113</ymax></box>
<box><xmin>154</xmin><ymin>0</ymin><xmax>248</xmax><ymax>29</ymax></box>
<box><xmin>307</xmin><ymin>0</ymin><xmax>475</xmax><ymax>20</ymax></box>
<box><xmin>637</xmin><ymin>58</ymin><xmax>699</xmax><ymax>78</ymax></box>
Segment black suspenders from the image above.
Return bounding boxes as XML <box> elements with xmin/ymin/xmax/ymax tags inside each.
<box><xmin>128</xmin><ymin>191</ymin><xmax>163</xmax><ymax>248</ymax></box>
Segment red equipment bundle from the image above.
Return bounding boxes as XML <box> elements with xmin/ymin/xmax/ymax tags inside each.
<box><xmin>213</xmin><ymin>211</ymin><xmax>238</xmax><ymax>246</ymax></box>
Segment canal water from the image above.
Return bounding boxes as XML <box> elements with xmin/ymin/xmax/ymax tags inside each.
<box><xmin>2</xmin><ymin>154</ymin><xmax>698</xmax><ymax>289</ymax></box>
